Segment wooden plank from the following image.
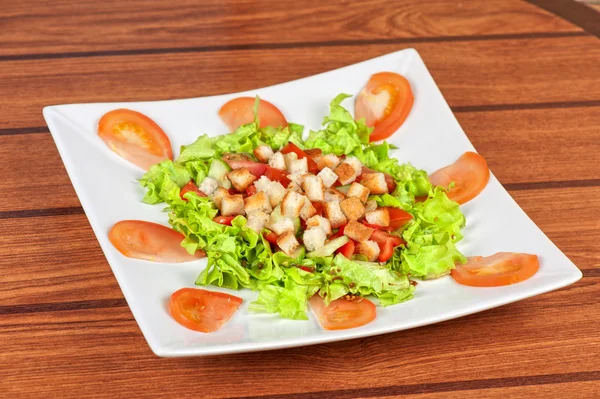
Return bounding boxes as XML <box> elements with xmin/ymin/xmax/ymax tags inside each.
<box><xmin>1</xmin><ymin>36</ymin><xmax>599</xmax><ymax>130</ymax></box>
<box><xmin>0</xmin><ymin>0</ymin><xmax>580</xmax><ymax>57</ymax></box>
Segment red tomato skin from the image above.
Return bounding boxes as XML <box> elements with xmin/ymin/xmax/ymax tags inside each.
<box><xmin>180</xmin><ymin>181</ymin><xmax>207</xmax><ymax>201</ymax></box>
<box><xmin>337</xmin><ymin>240</ymin><xmax>356</xmax><ymax>258</ymax></box>
<box><xmin>219</xmin><ymin>97</ymin><xmax>287</xmax><ymax>131</ymax></box>
<box><xmin>309</xmin><ymin>295</ymin><xmax>377</xmax><ymax>330</ymax></box>
<box><xmin>280</xmin><ymin>143</ymin><xmax>319</xmax><ymax>174</ymax></box>
<box><xmin>264</xmin><ymin>166</ymin><xmax>291</xmax><ymax>186</ymax></box>
<box><xmin>213</xmin><ymin>216</ymin><xmax>235</xmax><ymax>225</ymax></box>
<box><xmin>224</xmin><ymin>159</ymin><xmax>268</xmax><ymax>178</ymax></box>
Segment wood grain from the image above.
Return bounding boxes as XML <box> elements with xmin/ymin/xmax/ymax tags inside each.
<box><xmin>1</xmin><ymin>36</ymin><xmax>600</xmax><ymax>130</ymax></box>
<box><xmin>0</xmin><ymin>0</ymin><xmax>580</xmax><ymax>57</ymax></box>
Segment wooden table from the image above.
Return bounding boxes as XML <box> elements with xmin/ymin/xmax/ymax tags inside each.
<box><xmin>2</xmin><ymin>0</ymin><xmax>599</xmax><ymax>397</ymax></box>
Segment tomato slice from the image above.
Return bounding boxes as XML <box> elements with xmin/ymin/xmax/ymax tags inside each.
<box><xmin>451</xmin><ymin>252</ymin><xmax>540</xmax><ymax>287</ymax></box>
<box><xmin>263</xmin><ymin>231</ymin><xmax>278</xmax><ymax>245</ymax></box>
<box><xmin>180</xmin><ymin>181</ymin><xmax>207</xmax><ymax>200</ymax></box>
<box><xmin>169</xmin><ymin>288</ymin><xmax>243</xmax><ymax>333</ymax></box>
<box><xmin>280</xmin><ymin>143</ymin><xmax>319</xmax><ymax>174</ymax></box>
<box><xmin>361</xmin><ymin>166</ymin><xmax>396</xmax><ymax>193</ymax></box>
<box><xmin>355</xmin><ymin>72</ymin><xmax>414</xmax><ymax>142</ymax></box>
<box><xmin>312</xmin><ymin>202</ymin><xmax>324</xmax><ymax>216</ymax></box>
<box><xmin>337</xmin><ymin>240</ymin><xmax>356</xmax><ymax>259</ymax></box>
<box><xmin>98</xmin><ymin>109</ymin><xmax>173</xmax><ymax>170</ymax></box>
<box><xmin>245</xmin><ymin>185</ymin><xmax>258</xmax><ymax>196</ymax></box>
<box><xmin>429</xmin><ymin>152</ymin><xmax>490</xmax><ymax>205</ymax></box>
<box><xmin>330</xmin><ymin>224</ymin><xmax>347</xmax><ymax>239</ymax></box>
<box><xmin>387</xmin><ymin>207</ymin><xmax>413</xmax><ymax>230</ymax></box>
<box><xmin>224</xmin><ymin>158</ymin><xmax>268</xmax><ymax>177</ymax></box>
<box><xmin>309</xmin><ymin>295</ymin><xmax>376</xmax><ymax>330</ymax></box>
<box><xmin>378</xmin><ymin>240</ymin><xmax>396</xmax><ymax>262</ymax></box>
<box><xmin>109</xmin><ymin>220</ymin><xmax>204</xmax><ymax>263</ymax></box>
<box><xmin>219</xmin><ymin>97</ymin><xmax>287</xmax><ymax>131</ymax></box>
<box><xmin>370</xmin><ymin>229</ymin><xmax>405</xmax><ymax>248</ymax></box>
<box><xmin>213</xmin><ymin>216</ymin><xmax>235</xmax><ymax>225</ymax></box>
<box><xmin>264</xmin><ymin>166</ymin><xmax>291</xmax><ymax>186</ymax></box>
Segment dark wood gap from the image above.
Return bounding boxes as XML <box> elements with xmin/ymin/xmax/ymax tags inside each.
<box><xmin>0</xmin><ymin>207</ymin><xmax>85</xmax><ymax>219</ymax></box>
<box><xmin>0</xmin><ymin>298</ymin><xmax>127</xmax><ymax>315</ymax></box>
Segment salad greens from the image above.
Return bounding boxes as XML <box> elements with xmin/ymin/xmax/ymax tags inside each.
<box><xmin>140</xmin><ymin>95</ymin><xmax>466</xmax><ymax>319</ymax></box>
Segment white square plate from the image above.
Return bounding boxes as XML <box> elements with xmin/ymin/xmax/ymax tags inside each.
<box><xmin>44</xmin><ymin>49</ymin><xmax>582</xmax><ymax>357</ymax></box>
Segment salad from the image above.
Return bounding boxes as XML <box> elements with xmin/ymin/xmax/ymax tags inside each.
<box><xmin>101</xmin><ymin>72</ymin><xmax>540</xmax><ymax>333</ymax></box>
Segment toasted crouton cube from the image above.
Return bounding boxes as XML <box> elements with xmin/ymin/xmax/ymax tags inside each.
<box><xmin>246</xmin><ymin>211</ymin><xmax>269</xmax><ymax>233</ymax></box>
<box><xmin>342</xmin><ymin>156</ymin><xmax>363</xmax><ymax>174</ymax></box>
<box><xmin>300</xmin><ymin>197</ymin><xmax>317</xmax><ymax>220</ymax></box>
<box><xmin>344</xmin><ymin>220</ymin><xmax>374</xmax><ymax>242</ymax></box>
<box><xmin>305</xmin><ymin>148</ymin><xmax>323</xmax><ymax>163</ymax></box>
<box><xmin>228</xmin><ymin>168</ymin><xmax>257</xmax><ymax>191</ymax></box>
<box><xmin>360</xmin><ymin>173</ymin><xmax>388</xmax><ymax>195</ymax></box>
<box><xmin>268</xmin><ymin>217</ymin><xmax>295</xmax><ymax>236</ymax></box>
<box><xmin>288</xmin><ymin>181</ymin><xmax>303</xmax><ymax>193</ymax></box>
<box><xmin>277</xmin><ymin>231</ymin><xmax>300</xmax><ymax>256</ymax></box>
<box><xmin>266</xmin><ymin>181</ymin><xmax>287</xmax><ymax>208</ymax></box>
<box><xmin>289</xmin><ymin>158</ymin><xmax>308</xmax><ymax>175</ymax></box>
<box><xmin>254</xmin><ymin>175</ymin><xmax>272</xmax><ymax>192</ymax></box>
<box><xmin>244</xmin><ymin>191</ymin><xmax>272</xmax><ymax>214</ymax></box>
<box><xmin>302</xmin><ymin>175</ymin><xmax>325</xmax><ymax>202</ymax></box>
<box><xmin>334</xmin><ymin>163</ymin><xmax>357</xmax><ymax>185</ymax></box>
<box><xmin>268</xmin><ymin>152</ymin><xmax>286</xmax><ymax>170</ymax></box>
<box><xmin>357</xmin><ymin>240</ymin><xmax>380</xmax><ymax>262</ymax></box>
<box><xmin>211</xmin><ymin>187</ymin><xmax>229</xmax><ymax>209</ymax></box>
<box><xmin>288</xmin><ymin>172</ymin><xmax>308</xmax><ymax>186</ymax></box>
<box><xmin>324</xmin><ymin>201</ymin><xmax>348</xmax><ymax>228</ymax></box>
<box><xmin>197</xmin><ymin>176</ymin><xmax>219</xmax><ymax>196</ymax></box>
<box><xmin>284</xmin><ymin>152</ymin><xmax>298</xmax><ymax>172</ymax></box>
<box><xmin>281</xmin><ymin>190</ymin><xmax>305</xmax><ymax>218</ymax></box>
<box><xmin>365</xmin><ymin>208</ymin><xmax>390</xmax><ymax>227</ymax></box>
<box><xmin>303</xmin><ymin>228</ymin><xmax>326</xmax><ymax>251</ymax></box>
<box><xmin>340</xmin><ymin>197</ymin><xmax>365</xmax><ymax>221</ymax></box>
<box><xmin>365</xmin><ymin>199</ymin><xmax>378</xmax><ymax>212</ymax></box>
<box><xmin>306</xmin><ymin>215</ymin><xmax>332</xmax><ymax>235</ymax></box>
<box><xmin>347</xmin><ymin>182</ymin><xmax>370</xmax><ymax>203</ymax></box>
<box><xmin>325</xmin><ymin>187</ymin><xmax>346</xmax><ymax>203</ymax></box>
<box><xmin>221</xmin><ymin>194</ymin><xmax>245</xmax><ymax>216</ymax></box>
<box><xmin>253</xmin><ymin>145</ymin><xmax>274</xmax><ymax>163</ymax></box>
<box><xmin>317</xmin><ymin>153</ymin><xmax>340</xmax><ymax>170</ymax></box>
<box><xmin>317</xmin><ymin>167</ymin><xmax>338</xmax><ymax>188</ymax></box>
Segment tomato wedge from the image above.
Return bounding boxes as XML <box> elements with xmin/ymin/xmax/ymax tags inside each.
<box><xmin>98</xmin><ymin>109</ymin><xmax>173</xmax><ymax>170</ymax></box>
<box><xmin>387</xmin><ymin>207</ymin><xmax>413</xmax><ymax>230</ymax></box>
<box><xmin>224</xmin><ymin>158</ymin><xmax>267</xmax><ymax>177</ymax></box>
<box><xmin>264</xmin><ymin>166</ymin><xmax>291</xmax><ymax>186</ymax></box>
<box><xmin>337</xmin><ymin>240</ymin><xmax>356</xmax><ymax>259</ymax></box>
<box><xmin>169</xmin><ymin>288</ymin><xmax>243</xmax><ymax>333</ymax></box>
<box><xmin>330</xmin><ymin>224</ymin><xmax>347</xmax><ymax>239</ymax></box>
<box><xmin>361</xmin><ymin>166</ymin><xmax>396</xmax><ymax>193</ymax></box>
<box><xmin>245</xmin><ymin>185</ymin><xmax>258</xmax><ymax>196</ymax></box>
<box><xmin>312</xmin><ymin>202</ymin><xmax>324</xmax><ymax>216</ymax></box>
<box><xmin>309</xmin><ymin>295</ymin><xmax>376</xmax><ymax>330</ymax></box>
<box><xmin>180</xmin><ymin>181</ymin><xmax>207</xmax><ymax>200</ymax></box>
<box><xmin>355</xmin><ymin>72</ymin><xmax>414</xmax><ymax>142</ymax></box>
<box><xmin>451</xmin><ymin>252</ymin><xmax>540</xmax><ymax>287</ymax></box>
<box><xmin>370</xmin><ymin>229</ymin><xmax>405</xmax><ymax>262</ymax></box>
<box><xmin>109</xmin><ymin>220</ymin><xmax>204</xmax><ymax>263</ymax></box>
<box><xmin>219</xmin><ymin>97</ymin><xmax>287</xmax><ymax>131</ymax></box>
<box><xmin>213</xmin><ymin>216</ymin><xmax>235</xmax><ymax>225</ymax></box>
<box><xmin>280</xmin><ymin>143</ymin><xmax>319</xmax><ymax>174</ymax></box>
<box><xmin>263</xmin><ymin>231</ymin><xmax>278</xmax><ymax>245</ymax></box>
<box><xmin>429</xmin><ymin>152</ymin><xmax>490</xmax><ymax>205</ymax></box>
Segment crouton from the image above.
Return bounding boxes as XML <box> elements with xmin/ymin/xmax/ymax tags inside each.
<box><xmin>356</xmin><ymin>240</ymin><xmax>380</xmax><ymax>262</ymax></box>
<box><xmin>305</xmin><ymin>148</ymin><xmax>323</xmax><ymax>162</ymax></box>
<box><xmin>281</xmin><ymin>190</ymin><xmax>305</xmax><ymax>218</ymax></box>
<box><xmin>277</xmin><ymin>231</ymin><xmax>300</xmax><ymax>256</ymax></box>
<box><xmin>246</xmin><ymin>211</ymin><xmax>269</xmax><ymax>233</ymax></box>
<box><xmin>334</xmin><ymin>163</ymin><xmax>357</xmax><ymax>185</ymax></box>
<box><xmin>317</xmin><ymin>167</ymin><xmax>338</xmax><ymax>188</ymax></box>
<box><xmin>317</xmin><ymin>153</ymin><xmax>340</xmax><ymax>171</ymax></box>
<box><xmin>303</xmin><ymin>228</ymin><xmax>326</xmax><ymax>251</ymax></box>
<box><xmin>268</xmin><ymin>152</ymin><xmax>286</xmax><ymax>170</ymax></box>
<box><xmin>254</xmin><ymin>175</ymin><xmax>273</xmax><ymax>192</ymax></box>
<box><xmin>300</xmin><ymin>197</ymin><xmax>317</xmax><ymax>220</ymax></box>
<box><xmin>287</xmin><ymin>180</ymin><xmax>303</xmax><ymax>193</ymax></box>
<box><xmin>302</xmin><ymin>175</ymin><xmax>325</xmax><ymax>202</ymax></box>
<box><xmin>325</xmin><ymin>187</ymin><xmax>346</xmax><ymax>203</ymax></box>
<box><xmin>284</xmin><ymin>152</ymin><xmax>298</xmax><ymax>172</ymax></box>
<box><xmin>342</xmin><ymin>156</ymin><xmax>363</xmax><ymax>175</ymax></box>
<box><xmin>253</xmin><ymin>144</ymin><xmax>274</xmax><ymax>163</ymax></box>
<box><xmin>360</xmin><ymin>173</ymin><xmax>388</xmax><ymax>195</ymax></box>
<box><xmin>197</xmin><ymin>176</ymin><xmax>219</xmax><ymax>196</ymax></box>
<box><xmin>268</xmin><ymin>217</ymin><xmax>295</xmax><ymax>236</ymax></box>
<box><xmin>340</xmin><ymin>197</ymin><xmax>365</xmax><ymax>221</ymax></box>
<box><xmin>365</xmin><ymin>207</ymin><xmax>390</xmax><ymax>227</ymax></box>
<box><xmin>365</xmin><ymin>199</ymin><xmax>378</xmax><ymax>212</ymax></box>
<box><xmin>324</xmin><ymin>201</ymin><xmax>348</xmax><ymax>228</ymax></box>
<box><xmin>266</xmin><ymin>181</ymin><xmax>287</xmax><ymax>208</ymax></box>
<box><xmin>344</xmin><ymin>220</ymin><xmax>374</xmax><ymax>242</ymax></box>
<box><xmin>244</xmin><ymin>191</ymin><xmax>272</xmax><ymax>214</ymax></box>
<box><xmin>346</xmin><ymin>182</ymin><xmax>370</xmax><ymax>203</ymax></box>
<box><xmin>221</xmin><ymin>194</ymin><xmax>245</xmax><ymax>216</ymax></box>
<box><xmin>228</xmin><ymin>168</ymin><xmax>257</xmax><ymax>191</ymax></box>
<box><xmin>289</xmin><ymin>158</ymin><xmax>308</xmax><ymax>175</ymax></box>
<box><xmin>306</xmin><ymin>215</ymin><xmax>332</xmax><ymax>235</ymax></box>
<box><xmin>288</xmin><ymin>172</ymin><xmax>308</xmax><ymax>186</ymax></box>
<box><xmin>211</xmin><ymin>187</ymin><xmax>229</xmax><ymax>209</ymax></box>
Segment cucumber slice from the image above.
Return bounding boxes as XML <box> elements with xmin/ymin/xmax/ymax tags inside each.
<box><xmin>292</xmin><ymin>217</ymin><xmax>301</xmax><ymax>235</ymax></box>
<box><xmin>288</xmin><ymin>245</ymin><xmax>306</xmax><ymax>260</ymax></box>
<box><xmin>270</xmin><ymin>205</ymin><xmax>283</xmax><ymax>222</ymax></box>
<box><xmin>208</xmin><ymin>159</ymin><xmax>232</xmax><ymax>188</ymax></box>
<box><xmin>337</xmin><ymin>184</ymin><xmax>351</xmax><ymax>194</ymax></box>
<box><xmin>306</xmin><ymin>236</ymin><xmax>349</xmax><ymax>259</ymax></box>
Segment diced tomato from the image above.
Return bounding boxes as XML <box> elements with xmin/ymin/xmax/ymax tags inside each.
<box><xmin>312</xmin><ymin>202</ymin><xmax>324</xmax><ymax>216</ymax></box>
<box><xmin>415</xmin><ymin>195</ymin><xmax>428</xmax><ymax>203</ymax></box>
<box><xmin>180</xmin><ymin>181</ymin><xmax>207</xmax><ymax>201</ymax></box>
<box><xmin>109</xmin><ymin>220</ymin><xmax>205</xmax><ymax>263</ymax></box>
<box><xmin>280</xmin><ymin>142</ymin><xmax>319</xmax><ymax>174</ymax></box>
<box><xmin>451</xmin><ymin>252</ymin><xmax>540</xmax><ymax>287</ymax></box>
<box><xmin>246</xmin><ymin>185</ymin><xmax>258</xmax><ymax>196</ymax></box>
<box><xmin>429</xmin><ymin>152</ymin><xmax>490</xmax><ymax>205</ymax></box>
<box><xmin>378</xmin><ymin>240</ymin><xmax>395</xmax><ymax>262</ymax></box>
<box><xmin>169</xmin><ymin>288</ymin><xmax>243</xmax><ymax>333</ymax></box>
<box><xmin>387</xmin><ymin>207</ymin><xmax>413</xmax><ymax>230</ymax></box>
<box><xmin>299</xmin><ymin>266</ymin><xmax>315</xmax><ymax>273</ymax></box>
<box><xmin>219</xmin><ymin>97</ymin><xmax>287</xmax><ymax>131</ymax></box>
<box><xmin>228</xmin><ymin>188</ymin><xmax>239</xmax><ymax>195</ymax></box>
<box><xmin>224</xmin><ymin>158</ymin><xmax>268</xmax><ymax>178</ymax></box>
<box><xmin>264</xmin><ymin>166</ymin><xmax>291</xmax><ymax>186</ymax></box>
<box><xmin>213</xmin><ymin>216</ymin><xmax>235</xmax><ymax>225</ymax></box>
<box><xmin>309</xmin><ymin>295</ymin><xmax>376</xmax><ymax>330</ymax></box>
<box><xmin>337</xmin><ymin>240</ymin><xmax>356</xmax><ymax>259</ymax></box>
<box><xmin>263</xmin><ymin>231</ymin><xmax>278</xmax><ymax>245</ymax></box>
<box><xmin>370</xmin><ymin>229</ymin><xmax>405</xmax><ymax>262</ymax></box>
<box><xmin>355</xmin><ymin>72</ymin><xmax>414</xmax><ymax>142</ymax></box>
<box><xmin>361</xmin><ymin>166</ymin><xmax>396</xmax><ymax>193</ymax></box>
<box><xmin>330</xmin><ymin>224</ymin><xmax>347</xmax><ymax>239</ymax></box>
